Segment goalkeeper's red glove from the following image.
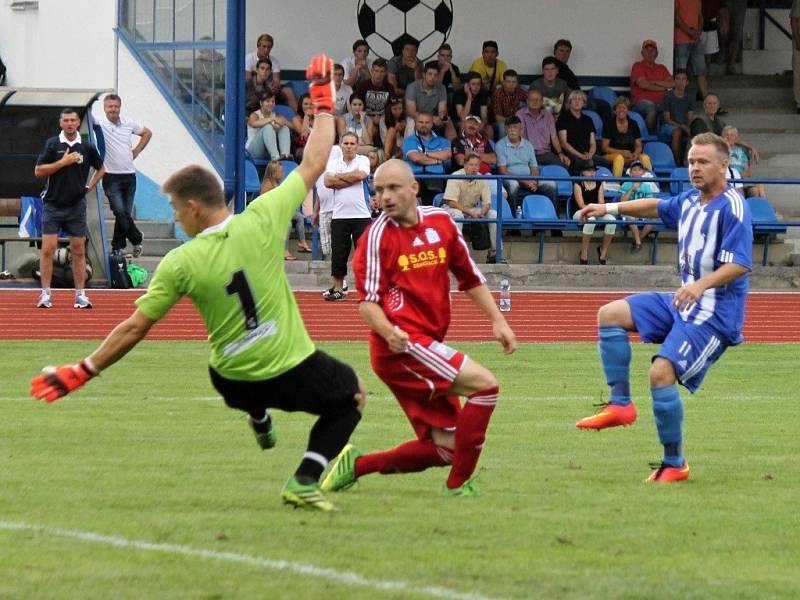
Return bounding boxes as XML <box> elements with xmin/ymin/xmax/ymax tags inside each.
<box><xmin>30</xmin><ymin>360</ymin><xmax>97</xmax><ymax>403</ymax></box>
<box><xmin>306</xmin><ymin>53</ymin><xmax>335</xmax><ymax>115</ymax></box>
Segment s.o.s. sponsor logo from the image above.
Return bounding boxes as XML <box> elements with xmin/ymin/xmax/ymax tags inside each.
<box><xmin>398</xmin><ymin>247</ymin><xmax>447</xmax><ymax>271</ymax></box>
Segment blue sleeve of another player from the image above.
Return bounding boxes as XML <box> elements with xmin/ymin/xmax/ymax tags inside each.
<box><xmin>657</xmin><ymin>194</ymin><xmax>683</xmax><ymax>228</ymax></box>
<box><xmin>718</xmin><ymin>197</ymin><xmax>753</xmax><ymax>270</ymax></box>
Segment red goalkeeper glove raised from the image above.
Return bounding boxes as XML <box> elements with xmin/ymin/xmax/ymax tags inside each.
<box><xmin>306</xmin><ymin>53</ymin><xmax>335</xmax><ymax>115</ymax></box>
<box><xmin>30</xmin><ymin>360</ymin><xmax>97</xmax><ymax>403</ymax></box>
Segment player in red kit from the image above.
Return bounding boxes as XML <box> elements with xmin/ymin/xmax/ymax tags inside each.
<box><xmin>321</xmin><ymin>158</ymin><xmax>516</xmax><ymax>496</ymax></box>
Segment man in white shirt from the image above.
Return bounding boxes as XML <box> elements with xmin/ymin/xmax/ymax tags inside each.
<box><xmin>323</xmin><ymin>132</ymin><xmax>371</xmax><ymax>301</ymax></box>
<box><xmin>95</xmin><ymin>94</ymin><xmax>152</xmax><ymax>257</ymax></box>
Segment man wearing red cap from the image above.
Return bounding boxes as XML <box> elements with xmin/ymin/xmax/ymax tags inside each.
<box><xmin>630</xmin><ymin>40</ymin><xmax>675</xmax><ymax>134</ymax></box>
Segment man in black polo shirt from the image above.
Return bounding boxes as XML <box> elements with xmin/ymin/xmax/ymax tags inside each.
<box><xmin>34</xmin><ymin>108</ymin><xmax>105</xmax><ymax>309</ymax></box>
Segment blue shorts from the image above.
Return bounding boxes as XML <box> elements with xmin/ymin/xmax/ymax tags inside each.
<box><xmin>674</xmin><ymin>42</ymin><xmax>706</xmax><ymax>76</ymax></box>
<box><xmin>42</xmin><ymin>199</ymin><xmax>87</xmax><ymax>237</ymax></box>
<box><xmin>627</xmin><ymin>292</ymin><xmax>728</xmax><ymax>393</ymax></box>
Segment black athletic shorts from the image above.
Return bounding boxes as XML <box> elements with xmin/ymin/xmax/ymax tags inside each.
<box><xmin>209</xmin><ymin>349</ymin><xmax>359</xmax><ymax>418</ymax></box>
<box><xmin>42</xmin><ymin>199</ymin><xmax>87</xmax><ymax>237</ymax></box>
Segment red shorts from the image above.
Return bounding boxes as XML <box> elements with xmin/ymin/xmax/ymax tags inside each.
<box><xmin>371</xmin><ymin>335</ymin><xmax>467</xmax><ymax>440</ymax></box>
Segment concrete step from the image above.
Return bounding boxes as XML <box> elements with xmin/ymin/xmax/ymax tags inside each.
<box><xmin>104</xmin><ymin>219</ymin><xmax>174</xmax><ymax>239</ymax></box>
<box><xmin>116</xmin><ymin>237</ymin><xmax>182</xmax><ymax>257</ymax></box>
<box><xmin>760</xmin><ymin>154</ymin><xmax>800</xmax><ymax>168</ymax></box>
<box><xmin>725</xmin><ymin>112</ymin><xmax>800</xmax><ymax>133</ymax></box>
<box><xmin>737</xmin><ymin>133</ymin><xmax>800</xmax><ymax>155</ymax></box>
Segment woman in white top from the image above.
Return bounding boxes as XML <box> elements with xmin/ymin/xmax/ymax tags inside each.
<box><xmin>246</xmin><ymin>92</ymin><xmax>291</xmax><ymax>160</ymax></box>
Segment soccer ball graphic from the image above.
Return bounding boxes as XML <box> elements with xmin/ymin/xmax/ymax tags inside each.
<box><xmin>357</xmin><ymin>0</ymin><xmax>454</xmax><ymax>61</ymax></box>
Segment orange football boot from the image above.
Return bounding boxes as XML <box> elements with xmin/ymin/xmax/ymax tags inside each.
<box><xmin>576</xmin><ymin>402</ymin><xmax>637</xmax><ymax>430</ymax></box>
<box><xmin>646</xmin><ymin>460</ymin><xmax>690</xmax><ymax>483</ymax></box>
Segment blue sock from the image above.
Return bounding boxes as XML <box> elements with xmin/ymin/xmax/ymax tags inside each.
<box><xmin>598</xmin><ymin>326</ymin><xmax>631</xmax><ymax>406</ymax></box>
<box><xmin>651</xmin><ymin>385</ymin><xmax>684</xmax><ymax>467</ymax></box>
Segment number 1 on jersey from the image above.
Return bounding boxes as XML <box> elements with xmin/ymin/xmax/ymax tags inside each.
<box><xmin>225</xmin><ymin>270</ymin><xmax>259</xmax><ymax>330</ymax></box>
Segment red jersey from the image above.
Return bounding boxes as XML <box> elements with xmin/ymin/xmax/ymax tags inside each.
<box><xmin>353</xmin><ymin>206</ymin><xmax>485</xmax><ymax>351</ymax></box>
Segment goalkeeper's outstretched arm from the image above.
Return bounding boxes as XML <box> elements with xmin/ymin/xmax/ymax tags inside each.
<box><xmin>30</xmin><ymin>309</ymin><xmax>156</xmax><ymax>403</ymax></box>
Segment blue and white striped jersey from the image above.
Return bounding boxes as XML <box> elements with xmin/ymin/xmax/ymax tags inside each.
<box><xmin>658</xmin><ymin>185</ymin><xmax>753</xmax><ymax>343</ymax></box>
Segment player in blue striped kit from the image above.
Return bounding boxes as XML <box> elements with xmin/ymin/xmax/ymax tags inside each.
<box><xmin>575</xmin><ymin>132</ymin><xmax>753</xmax><ymax>482</ymax></box>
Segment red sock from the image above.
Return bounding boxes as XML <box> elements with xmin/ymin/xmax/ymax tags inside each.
<box><xmin>446</xmin><ymin>386</ymin><xmax>499</xmax><ymax>489</ymax></box>
<box><xmin>354</xmin><ymin>439</ymin><xmax>451</xmax><ymax>477</ymax></box>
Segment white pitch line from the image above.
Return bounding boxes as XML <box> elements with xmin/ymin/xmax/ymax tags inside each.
<box><xmin>0</xmin><ymin>521</ymin><xmax>504</xmax><ymax>600</ymax></box>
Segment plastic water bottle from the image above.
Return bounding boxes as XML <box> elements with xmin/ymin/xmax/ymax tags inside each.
<box><xmin>515</xmin><ymin>205</ymin><xmax>523</xmax><ymax>219</ymax></box>
<box><xmin>499</xmin><ymin>277</ymin><xmax>511</xmax><ymax>312</ymax></box>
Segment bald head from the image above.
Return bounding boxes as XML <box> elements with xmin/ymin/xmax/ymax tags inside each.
<box><xmin>373</xmin><ymin>159</ymin><xmax>419</xmax><ymax>226</ymax></box>
<box><xmin>375</xmin><ymin>158</ymin><xmax>415</xmax><ymax>183</ymax></box>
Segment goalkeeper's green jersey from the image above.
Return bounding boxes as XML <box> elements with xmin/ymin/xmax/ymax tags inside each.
<box><xmin>136</xmin><ymin>171</ymin><xmax>315</xmax><ymax>381</ymax></box>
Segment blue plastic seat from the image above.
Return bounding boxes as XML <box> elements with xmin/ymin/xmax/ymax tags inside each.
<box><xmin>244</xmin><ymin>159</ymin><xmax>261</xmax><ymax>199</ymax></box>
<box><xmin>644</xmin><ymin>141</ymin><xmax>677</xmax><ymax>175</ymax></box>
<box><xmin>588</xmin><ymin>86</ymin><xmax>617</xmax><ymax>107</ymax></box>
<box><xmin>669</xmin><ymin>167</ymin><xmax>691</xmax><ymax>195</ymax></box>
<box><xmin>540</xmin><ymin>164</ymin><xmax>573</xmax><ymax>199</ymax></box>
<box><xmin>279</xmin><ymin>159</ymin><xmax>299</xmax><ymax>181</ymax></box>
<box><xmin>583</xmin><ymin>109</ymin><xmax>603</xmax><ymax>138</ymax></box>
<box><xmin>522</xmin><ymin>194</ymin><xmax>573</xmax><ymax>263</ymax></box>
<box><xmin>628</xmin><ymin>110</ymin><xmax>657</xmax><ymax>142</ymax></box>
<box><xmin>747</xmin><ymin>196</ymin><xmax>787</xmax><ymax>266</ymax></box>
<box><xmin>432</xmin><ymin>192</ymin><xmax>445</xmax><ymax>207</ymax></box>
<box><xmin>288</xmin><ymin>80</ymin><xmax>309</xmax><ymax>98</ymax></box>
<box><xmin>595</xmin><ymin>166</ymin><xmax>621</xmax><ymax>200</ymax></box>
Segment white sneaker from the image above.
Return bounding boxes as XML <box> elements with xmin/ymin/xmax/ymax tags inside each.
<box><xmin>73</xmin><ymin>293</ymin><xmax>93</xmax><ymax>309</ymax></box>
<box><xmin>342</xmin><ymin>279</ymin><xmax>348</xmax><ymax>293</ymax></box>
<box><xmin>37</xmin><ymin>291</ymin><xmax>52</xmax><ymax>309</ymax></box>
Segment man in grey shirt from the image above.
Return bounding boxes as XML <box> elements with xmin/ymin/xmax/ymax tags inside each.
<box><xmin>404</xmin><ymin>61</ymin><xmax>454</xmax><ymax>139</ymax></box>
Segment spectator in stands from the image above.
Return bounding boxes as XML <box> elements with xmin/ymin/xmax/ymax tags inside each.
<box><xmin>571</xmin><ymin>161</ymin><xmax>616</xmax><ymax>265</ymax></box>
<box><xmin>453</xmin><ymin>71</ymin><xmax>490</xmax><ymax>136</ymax></box>
<box><xmin>689</xmin><ymin>92</ymin><xmax>724</xmax><ymax>136</ymax></box>
<box><xmin>491</xmin><ymin>69</ymin><xmax>527</xmax><ymax>139</ymax></box>
<box><xmin>659</xmin><ymin>69</ymin><xmax>694</xmax><ymax>165</ymax></box>
<box><xmin>246</xmin><ymin>91</ymin><xmax>292</xmax><ymax>161</ymax></box>
<box><xmin>312</xmin><ymin>147</ymin><xmax>340</xmax><ymax>261</ymax></box>
<box><xmin>443</xmin><ymin>154</ymin><xmax>500</xmax><ymax>263</ymax></box>
<box><xmin>792</xmin><ymin>0</ymin><xmax>800</xmax><ymax>113</ymax></box>
<box><xmin>404</xmin><ymin>61</ymin><xmax>453</xmax><ymax>139</ymax></box>
<box><xmin>435</xmin><ymin>43</ymin><xmax>462</xmax><ymax>98</ymax></box>
<box><xmin>619</xmin><ymin>159</ymin><xmax>659</xmax><ymax>253</ymax></box>
<box><xmin>701</xmin><ymin>0</ymin><xmax>722</xmax><ymax>69</ymax></box>
<box><xmin>336</xmin><ymin>94</ymin><xmax>374</xmax><ymax>154</ymax></box>
<box><xmin>291</xmin><ymin>94</ymin><xmax>315</xmax><ymax>162</ymax></box>
<box><xmin>195</xmin><ymin>42</ymin><xmax>226</xmax><ymax>124</ymax></box>
<box><xmin>630</xmin><ymin>40</ymin><xmax>674</xmax><ymax>134</ymax></box>
<box><xmin>495</xmin><ymin>115</ymin><xmax>557</xmax><ymax>213</ymax></box>
<box><xmin>34</xmin><ymin>108</ymin><xmax>105</xmax><ymax>309</ymax></box>
<box><xmin>557</xmin><ymin>89</ymin><xmax>612</xmax><ymax>174</ymax></box>
<box><xmin>452</xmin><ymin>115</ymin><xmax>496</xmax><ymax>174</ymax></box>
<box><xmin>516</xmin><ymin>88</ymin><xmax>570</xmax><ymax>167</ymax></box>
<box><xmin>323</xmin><ymin>132</ymin><xmax>372</xmax><ymax>301</ymax></box>
<box><xmin>333</xmin><ymin>63</ymin><xmax>353</xmax><ymax>116</ymax></box>
<box><xmin>469</xmin><ymin>41</ymin><xmax>508</xmax><ymax>93</ymax></box>
<box><xmin>552</xmin><ymin>39</ymin><xmax>613</xmax><ymax>124</ymax></box>
<box><xmin>722</xmin><ymin>125</ymin><xmax>766</xmax><ymax>198</ymax></box>
<box><xmin>387</xmin><ymin>40</ymin><xmax>423</xmax><ymax>96</ymax></box>
<box><xmin>259</xmin><ymin>161</ymin><xmax>312</xmax><ymax>260</ymax></box>
<box><xmin>674</xmin><ymin>0</ymin><xmax>710</xmax><ymax>101</ymax></box>
<box><xmin>96</xmin><ymin>94</ymin><xmax>151</xmax><ymax>259</ymax></box>
<box><xmin>724</xmin><ymin>0</ymin><xmax>747</xmax><ymax>75</ymax></box>
<box><xmin>356</xmin><ymin>58</ymin><xmax>394</xmax><ymax>138</ymax></box>
<box><xmin>243</xmin><ymin>33</ymin><xmax>297</xmax><ymax>110</ymax></box>
<box><xmin>342</xmin><ymin>39</ymin><xmax>373</xmax><ymax>89</ymax></box>
<box><xmin>531</xmin><ymin>56</ymin><xmax>570</xmax><ymax>116</ymax></box>
<box><xmin>403</xmin><ymin>111</ymin><xmax>452</xmax><ymax>205</ymax></box>
<box><xmin>245</xmin><ymin>58</ymin><xmax>273</xmax><ymax>115</ymax></box>
<box><xmin>380</xmin><ymin>96</ymin><xmax>408</xmax><ymax>160</ymax></box>
<box><xmin>601</xmin><ymin>96</ymin><xmax>653</xmax><ymax>177</ymax></box>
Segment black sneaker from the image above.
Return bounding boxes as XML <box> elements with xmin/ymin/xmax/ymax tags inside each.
<box><xmin>324</xmin><ymin>290</ymin><xmax>347</xmax><ymax>301</ymax></box>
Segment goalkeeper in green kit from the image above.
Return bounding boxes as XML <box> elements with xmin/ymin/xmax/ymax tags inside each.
<box><xmin>30</xmin><ymin>53</ymin><xmax>365</xmax><ymax>512</ymax></box>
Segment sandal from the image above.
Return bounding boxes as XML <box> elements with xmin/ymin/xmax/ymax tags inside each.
<box><xmin>284</xmin><ymin>253</ymin><xmax>297</xmax><ymax>261</ymax></box>
<box><xmin>596</xmin><ymin>246</ymin><xmax>607</xmax><ymax>265</ymax></box>
<box><xmin>579</xmin><ymin>255</ymin><xmax>588</xmax><ymax>265</ymax></box>
<box><xmin>296</xmin><ymin>246</ymin><xmax>312</xmax><ymax>253</ymax></box>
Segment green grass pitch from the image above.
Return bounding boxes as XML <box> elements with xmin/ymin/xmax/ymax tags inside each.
<box><xmin>1</xmin><ymin>340</ymin><xmax>798</xmax><ymax>599</ymax></box>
